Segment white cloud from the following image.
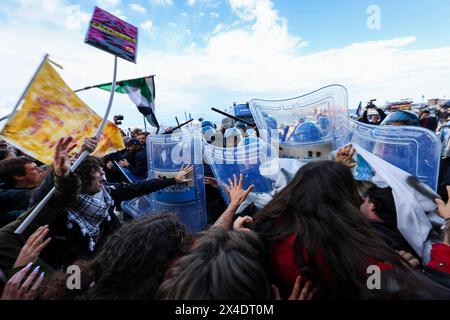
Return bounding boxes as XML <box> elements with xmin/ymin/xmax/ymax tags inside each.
<box><xmin>150</xmin><ymin>0</ymin><xmax>173</xmax><ymax>6</ymax></box>
<box><xmin>110</xmin><ymin>9</ymin><xmax>127</xmax><ymax>20</ymax></box>
<box><xmin>0</xmin><ymin>0</ymin><xmax>449</xmax><ymax>127</ymax></box>
<box><xmin>211</xmin><ymin>23</ymin><xmax>226</xmax><ymax>35</ymax></box>
<box><xmin>211</xmin><ymin>12</ymin><xmax>219</xmax><ymax>19</ymax></box>
<box><xmin>129</xmin><ymin>3</ymin><xmax>146</xmax><ymax>14</ymax></box>
<box><xmin>0</xmin><ymin>0</ymin><xmax>91</xmax><ymax>31</ymax></box>
<box><xmin>141</xmin><ymin>20</ymin><xmax>153</xmax><ymax>31</ymax></box>
<box><xmin>205</xmin><ymin>0</ymin><xmax>307</xmax><ymax>59</ymax></box>
<box><xmin>187</xmin><ymin>0</ymin><xmax>220</xmax><ymax>7</ymax></box>
<box><xmin>97</xmin><ymin>0</ymin><xmax>120</xmax><ymax>9</ymax></box>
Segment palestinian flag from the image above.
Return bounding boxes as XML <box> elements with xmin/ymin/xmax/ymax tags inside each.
<box><xmin>96</xmin><ymin>76</ymin><xmax>159</xmax><ymax>128</ymax></box>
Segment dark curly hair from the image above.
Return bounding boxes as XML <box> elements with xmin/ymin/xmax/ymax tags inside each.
<box><xmin>157</xmin><ymin>227</ymin><xmax>271</xmax><ymax>300</ymax></box>
<box><xmin>40</xmin><ymin>212</ymin><xmax>190</xmax><ymax>300</ymax></box>
<box><xmin>73</xmin><ymin>156</ymin><xmax>103</xmax><ymax>193</ymax></box>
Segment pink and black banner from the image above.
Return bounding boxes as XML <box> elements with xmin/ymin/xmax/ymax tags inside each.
<box><xmin>85</xmin><ymin>6</ymin><xmax>138</xmax><ymax>63</ymax></box>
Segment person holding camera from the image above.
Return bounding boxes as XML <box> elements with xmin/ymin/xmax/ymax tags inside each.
<box><xmin>359</xmin><ymin>100</ymin><xmax>387</xmax><ymax>125</ymax></box>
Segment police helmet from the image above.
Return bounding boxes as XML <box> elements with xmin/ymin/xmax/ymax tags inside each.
<box><xmin>224</xmin><ymin>127</ymin><xmax>242</xmax><ymax>147</ymax></box>
<box><xmin>380</xmin><ymin>110</ymin><xmax>420</xmax><ymax>126</ymax></box>
<box><xmin>202</xmin><ymin>126</ymin><xmax>221</xmax><ymax>144</ymax></box>
<box><xmin>201</xmin><ymin>120</ymin><xmax>216</xmax><ymax>128</ymax></box>
<box><xmin>291</xmin><ymin>121</ymin><xmax>322</xmax><ymax>143</ymax></box>
<box><xmin>317</xmin><ymin>116</ymin><xmax>331</xmax><ymax>136</ymax></box>
<box><xmin>234</xmin><ymin>121</ymin><xmax>247</xmax><ymax>130</ymax></box>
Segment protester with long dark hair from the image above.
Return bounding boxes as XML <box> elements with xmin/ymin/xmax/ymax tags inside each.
<box><xmin>253</xmin><ymin>160</ymin><xmax>448</xmax><ymax>299</ymax></box>
<box><xmin>157</xmin><ymin>227</ymin><xmax>270</xmax><ymax>300</ymax></box>
<box><xmin>40</xmin><ymin>212</ymin><xmax>189</xmax><ymax>300</ymax></box>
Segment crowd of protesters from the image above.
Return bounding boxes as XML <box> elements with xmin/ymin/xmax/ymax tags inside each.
<box><xmin>357</xmin><ymin>101</ymin><xmax>449</xmax><ymax>132</ymax></box>
<box><xmin>0</xmin><ymin>106</ymin><xmax>449</xmax><ymax>301</ymax></box>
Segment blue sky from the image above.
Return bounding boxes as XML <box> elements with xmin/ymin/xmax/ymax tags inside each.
<box><xmin>0</xmin><ymin>0</ymin><xmax>450</xmax><ymax>128</ymax></box>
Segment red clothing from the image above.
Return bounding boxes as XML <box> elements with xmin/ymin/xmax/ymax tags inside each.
<box><xmin>268</xmin><ymin>234</ymin><xmax>394</xmax><ymax>298</ymax></box>
<box><xmin>427</xmin><ymin>243</ymin><xmax>450</xmax><ymax>274</ymax></box>
<box><xmin>268</xmin><ymin>234</ymin><xmax>330</xmax><ymax>287</ymax></box>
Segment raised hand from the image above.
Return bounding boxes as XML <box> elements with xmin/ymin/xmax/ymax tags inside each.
<box><xmin>335</xmin><ymin>144</ymin><xmax>356</xmax><ymax>168</ymax></box>
<box><xmin>225</xmin><ymin>174</ymin><xmax>254</xmax><ymax>208</ymax></box>
<box><xmin>79</xmin><ymin>136</ymin><xmax>98</xmax><ymax>154</ymax></box>
<box><xmin>204</xmin><ymin>176</ymin><xmax>219</xmax><ymax>189</ymax></box>
<box><xmin>233</xmin><ymin>215</ymin><xmax>253</xmax><ymax>231</ymax></box>
<box><xmin>54</xmin><ymin>137</ymin><xmax>77</xmax><ymax>177</ymax></box>
<box><xmin>13</xmin><ymin>225</ymin><xmax>51</xmax><ymax>269</ymax></box>
<box><xmin>1</xmin><ymin>263</ymin><xmax>45</xmax><ymax>300</ymax></box>
<box><xmin>435</xmin><ymin>186</ymin><xmax>450</xmax><ymax>220</ymax></box>
<box><xmin>119</xmin><ymin>158</ymin><xmax>130</xmax><ymax>168</ymax></box>
<box><xmin>175</xmin><ymin>165</ymin><xmax>194</xmax><ymax>183</ymax></box>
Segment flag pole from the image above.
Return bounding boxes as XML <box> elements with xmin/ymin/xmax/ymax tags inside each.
<box><xmin>15</xmin><ymin>55</ymin><xmax>119</xmax><ymax>235</ymax></box>
<box><xmin>143</xmin><ymin>114</ymin><xmax>147</xmax><ymax>132</ymax></box>
<box><xmin>0</xmin><ymin>114</ymin><xmax>10</xmax><ymax>122</ymax></box>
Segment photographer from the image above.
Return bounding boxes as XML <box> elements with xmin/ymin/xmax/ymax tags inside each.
<box><xmin>359</xmin><ymin>99</ymin><xmax>387</xmax><ymax>125</ymax></box>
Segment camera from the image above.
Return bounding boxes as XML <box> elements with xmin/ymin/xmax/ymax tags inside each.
<box><xmin>113</xmin><ymin>115</ymin><xmax>124</xmax><ymax>125</ymax></box>
<box><xmin>366</xmin><ymin>99</ymin><xmax>377</xmax><ymax>109</ymax></box>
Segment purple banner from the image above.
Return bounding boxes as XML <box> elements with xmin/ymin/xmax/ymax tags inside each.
<box><xmin>85</xmin><ymin>7</ymin><xmax>138</xmax><ymax>63</ymax></box>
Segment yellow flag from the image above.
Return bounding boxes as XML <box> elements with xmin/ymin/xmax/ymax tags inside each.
<box><xmin>0</xmin><ymin>60</ymin><xmax>125</xmax><ymax>164</ymax></box>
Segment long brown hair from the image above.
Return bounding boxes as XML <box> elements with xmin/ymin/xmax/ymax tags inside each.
<box><xmin>254</xmin><ymin>160</ymin><xmax>442</xmax><ymax>299</ymax></box>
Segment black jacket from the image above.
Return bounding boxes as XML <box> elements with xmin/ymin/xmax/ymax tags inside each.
<box><xmin>0</xmin><ymin>173</ymin><xmax>81</xmax><ymax>277</ymax></box>
<box><xmin>0</xmin><ymin>170</ymin><xmax>56</xmax><ymax>228</ymax></box>
<box><xmin>0</xmin><ymin>173</ymin><xmax>177</xmax><ymax>275</ymax></box>
<box><xmin>40</xmin><ymin>177</ymin><xmax>178</xmax><ymax>270</ymax></box>
<box><xmin>0</xmin><ymin>188</ymin><xmax>33</xmax><ymax>228</ymax></box>
<box><xmin>122</xmin><ymin>148</ymin><xmax>148</xmax><ymax>178</ymax></box>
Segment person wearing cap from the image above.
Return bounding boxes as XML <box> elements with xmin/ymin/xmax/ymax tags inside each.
<box><xmin>120</xmin><ymin>138</ymin><xmax>148</xmax><ymax>179</ymax></box>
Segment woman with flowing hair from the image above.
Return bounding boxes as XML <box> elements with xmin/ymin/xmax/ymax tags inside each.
<box><xmin>253</xmin><ymin>160</ymin><xmax>449</xmax><ymax>299</ymax></box>
<box><xmin>40</xmin><ymin>212</ymin><xmax>189</xmax><ymax>300</ymax></box>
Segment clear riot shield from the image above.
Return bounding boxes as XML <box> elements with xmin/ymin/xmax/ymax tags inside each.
<box><xmin>349</xmin><ymin>119</ymin><xmax>441</xmax><ymax>191</ymax></box>
<box><xmin>249</xmin><ymin>85</ymin><xmax>349</xmax><ymax>160</ymax></box>
<box><xmin>203</xmin><ymin>137</ymin><xmax>278</xmax><ymax>205</ymax></box>
<box><xmin>121</xmin><ymin>131</ymin><xmax>207</xmax><ymax>233</ymax></box>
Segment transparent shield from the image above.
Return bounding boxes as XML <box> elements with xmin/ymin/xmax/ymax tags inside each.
<box><xmin>203</xmin><ymin>137</ymin><xmax>278</xmax><ymax>205</ymax></box>
<box><xmin>249</xmin><ymin>85</ymin><xmax>349</xmax><ymax>160</ymax></box>
<box><xmin>121</xmin><ymin>131</ymin><xmax>207</xmax><ymax>233</ymax></box>
<box><xmin>349</xmin><ymin>119</ymin><xmax>441</xmax><ymax>191</ymax></box>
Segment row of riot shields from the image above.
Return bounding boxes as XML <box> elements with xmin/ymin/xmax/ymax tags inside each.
<box><xmin>249</xmin><ymin>85</ymin><xmax>350</xmax><ymax>160</ymax></box>
<box><xmin>121</xmin><ymin>85</ymin><xmax>442</xmax><ymax>233</ymax></box>
<box><xmin>349</xmin><ymin>120</ymin><xmax>441</xmax><ymax>190</ymax></box>
<box><xmin>121</xmin><ymin>131</ymin><xmax>208</xmax><ymax>232</ymax></box>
